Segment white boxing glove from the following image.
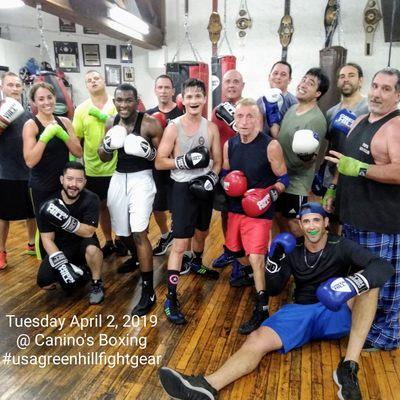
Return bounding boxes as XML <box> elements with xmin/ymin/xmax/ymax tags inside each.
<box><xmin>292</xmin><ymin>129</ymin><xmax>320</xmax><ymax>161</ymax></box>
<box><xmin>124</xmin><ymin>134</ymin><xmax>156</xmax><ymax>161</ymax></box>
<box><xmin>265</xmin><ymin>88</ymin><xmax>282</xmax><ymax>104</ymax></box>
<box><xmin>0</xmin><ymin>97</ymin><xmax>24</xmax><ymax>133</ymax></box>
<box><xmin>102</xmin><ymin>125</ymin><xmax>127</xmax><ymax>153</ymax></box>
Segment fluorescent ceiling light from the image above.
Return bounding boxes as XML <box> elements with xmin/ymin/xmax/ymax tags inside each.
<box><xmin>108</xmin><ymin>5</ymin><xmax>149</xmax><ymax>35</ymax></box>
<box><xmin>108</xmin><ymin>20</ymin><xmax>144</xmax><ymax>42</ymax></box>
<box><xmin>0</xmin><ymin>0</ymin><xmax>24</xmax><ymax>9</ymax></box>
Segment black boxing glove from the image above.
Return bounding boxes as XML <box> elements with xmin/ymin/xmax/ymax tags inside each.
<box><xmin>49</xmin><ymin>251</ymin><xmax>84</xmax><ymax>291</ymax></box>
<box><xmin>189</xmin><ymin>171</ymin><xmax>219</xmax><ymax>200</ymax></box>
<box><xmin>40</xmin><ymin>198</ymin><xmax>80</xmax><ymax>233</ymax></box>
<box><xmin>175</xmin><ymin>145</ymin><xmax>210</xmax><ymax>170</ymax></box>
<box><xmin>215</xmin><ymin>102</ymin><xmax>237</xmax><ymax>131</ymax></box>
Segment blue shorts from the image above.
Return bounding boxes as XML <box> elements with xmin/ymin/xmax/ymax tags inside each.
<box><xmin>262</xmin><ymin>302</ymin><xmax>352</xmax><ymax>353</ymax></box>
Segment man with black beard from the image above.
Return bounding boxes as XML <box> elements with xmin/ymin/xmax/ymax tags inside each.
<box><xmin>37</xmin><ymin>161</ymin><xmax>104</xmax><ymax>305</ymax></box>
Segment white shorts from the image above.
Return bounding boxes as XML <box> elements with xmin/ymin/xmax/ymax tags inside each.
<box><xmin>107</xmin><ymin>170</ymin><xmax>156</xmax><ymax>236</ymax></box>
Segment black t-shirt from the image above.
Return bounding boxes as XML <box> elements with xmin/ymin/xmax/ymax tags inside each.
<box><xmin>38</xmin><ymin>189</ymin><xmax>100</xmax><ymax>248</ymax></box>
<box><xmin>266</xmin><ymin>233</ymin><xmax>383</xmax><ymax>304</ymax></box>
<box><xmin>146</xmin><ymin>105</ymin><xmax>183</xmax><ymax>123</ymax></box>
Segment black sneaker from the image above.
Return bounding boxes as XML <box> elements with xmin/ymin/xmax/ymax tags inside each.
<box><xmin>117</xmin><ymin>257</ymin><xmax>139</xmax><ymax>273</ymax></box>
<box><xmin>89</xmin><ymin>280</ymin><xmax>105</xmax><ymax>304</ymax></box>
<box><xmin>180</xmin><ymin>254</ymin><xmax>192</xmax><ymax>275</ymax></box>
<box><xmin>131</xmin><ymin>291</ymin><xmax>156</xmax><ymax>316</ymax></box>
<box><xmin>159</xmin><ymin>367</ymin><xmax>217</xmax><ymax>400</ymax></box>
<box><xmin>101</xmin><ymin>240</ymin><xmax>116</xmax><ymax>258</ymax></box>
<box><xmin>238</xmin><ymin>306</ymin><xmax>269</xmax><ymax>335</ymax></box>
<box><xmin>190</xmin><ymin>260</ymin><xmax>220</xmax><ymax>280</ymax></box>
<box><xmin>164</xmin><ymin>295</ymin><xmax>187</xmax><ymax>325</ymax></box>
<box><xmin>229</xmin><ymin>261</ymin><xmax>254</xmax><ymax>287</ymax></box>
<box><xmin>153</xmin><ymin>232</ymin><xmax>173</xmax><ymax>256</ymax></box>
<box><xmin>114</xmin><ymin>239</ymin><xmax>128</xmax><ymax>257</ymax></box>
<box><xmin>361</xmin><ymin>341</ymin><xmax>379</xmax><ymax>352</ymax></box>
<box><xmin>333</xmin><ymin>358</ymin><xmax>362</xmax><ymax>400</ymax></box>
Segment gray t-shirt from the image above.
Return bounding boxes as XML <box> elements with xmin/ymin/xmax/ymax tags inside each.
<box><xmin>0</xmin><ymin>110</ymin><xmax>31</xmax><ymax>180</ymax></box>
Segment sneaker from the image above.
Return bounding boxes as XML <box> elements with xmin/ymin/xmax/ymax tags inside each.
<box><xmin>230</xmin><ymin>261</ymin><xmax>254</xmax><ymax>287</ymax></box>
<box><xmin>190</xmin><ymin>260</ymin><xmax>220</xmax><ymax>280</ymax></box>
<box><xmin>101</xmin><ymin>240</ymin><xmax>116</xmax><ymax>258</ymax></box>
<box><xmin>117</xmin><ymin>257</ymin><xmax>139</xmax><ymax>273</ymax></box>
<box><xmin>159</xmin><ymin>367</ymin><xmax>217</xmax><ymax>400</ymax></box>
<box><xmin>114</xmin><ymin>239</ymin><xmax>128</xmax><ymax>257</ymax></box>
<box><xmin>238</xmin><ymin>306</ymin><xmax>269</xmax><ymax>335</ymax></box>
<box><xmin>212</xmin><ymin>247</ymin><xmax>235</xmax><ymax>268</ymax></box>
<box><xmin>153</xmin><ymin>232</ymin><xmax>173</xmax><ymax>256</ymax></box>
<box><xmin>0</xmin><ymin>251</ymin><xmax>7</xmax><ymax>270</ymax></box>
<box><xmin>89</xmin><ymin>280</ymin><xmax>105</xmax><ymax>304</ymax></box>
<box><xmin>333</xmin><ymin>358</ymin><xmax>362</xmax><ymax>400</ymax></box>
<box><xmin>361</xmin><ymin>341</ymin><xmax>379</xmax><ymax>352</ymax></box>
<box><xmin>25</xmin><ymin>243</ymin><xmax>36</xmax><ymax>256</ymax></box>
<box><xmin>131</xmin><ymin>290</ymin><xmax>156</xmax><ymax>316</ymax></box>
<box><xmin>164</xmin><ymin>295</ymin><xmax>187</xmax><ymax>325</ymax></box>
<box><xmin>180</xmin><ymin>254</ymin><xmax>192</xmax><ymax>275</ymax></box>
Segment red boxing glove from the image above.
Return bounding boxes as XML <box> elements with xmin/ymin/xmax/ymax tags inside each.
<box><xmin>241</xmin><ymin>185</ymin><xmax>279</xmax><ymax>217</ymax></box>
<box><xmin>223</xmin><ymin>170</ymin><xmax>248</xmax><ymax>197</ymax></box>
<box><xmin>152</xmin><ymin>111</ymin><xmax>167</xmax><ymax>129</ymax></box>
<box><xmin>176</xmin><ymin>93</ymin><xmax>184</xmax><ymax>112</ymax></box>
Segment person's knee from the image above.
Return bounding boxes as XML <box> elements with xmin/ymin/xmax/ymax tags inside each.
<box><xmin>243</xmin><ymin>329</ymin><xmax>268</xmax><ymax>353</ymax></box>
<box><xmin>85</xmin><ymin>245</ymin><xmax>102</xmax><ymax>259</ymax></box>
<box><xmin>172</xmin><ymin>239</ymin><xmax>188</xmax><ymax>254</ymax></box>
<box><xmin>132</xmin><ymin>231</ymin><xmax>148</xmax><ymax>246</ymax></box>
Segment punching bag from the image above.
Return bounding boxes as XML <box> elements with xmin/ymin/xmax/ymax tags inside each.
<box><xmin>211</xmin><ymin>55</ymin><xmax>236</xmax><ymax>108</ymax></box>
<box><xmin>166</xmin><ymin>61</ymin><xmax>209</xmax><ymax>118</ymax></box>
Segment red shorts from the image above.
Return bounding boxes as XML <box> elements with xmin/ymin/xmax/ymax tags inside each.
<box><xmin>225</xmin><ymin>212</ymin><xmax>272</xmax><ymax>255</ymax></box>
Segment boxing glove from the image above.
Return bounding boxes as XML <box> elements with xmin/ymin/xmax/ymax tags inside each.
<box><xmin>266</xmin><ymin>232</ymin><xmax>296</xmax><ymax>273</ymax></box>
<box><xmin>124</xmin><ymin>134</ymin><xmax>156</xmax><ymax>161</ymax></box>
<box><xmin>292</xmin><ymin>129</ymin><xmax>320</xmax><ymax>162</ymax></box>
<box><xmin>0</xmin><ymin>97</ymin><xmax>24</xmax><ymax>133</ymax></box>
<box><xmin>337</xmin><ymin>156</ymin><xmax>370</xmax><ymax>177</ymax></box>
<box><xmin>49</xmin><ymin>251</ymin><xmax>84</xmax><ymax>291</ymax></box>
<box><xmin>316</xmin><ymin>273</ymin><xmax>370</xmax><ymax>311</ymax></box>
<box><xmin>175</xmin><ymin>145</ymin><xmax>210</xmax><ymax>170</ymax></box>
<box><xmin>40</xmin><ymin>198</ymin><xmax>80</xmax><ymax>234</ymax></box>
<box><xmin>241</xmin><ymin>185</ymin><xmax>279</xmax><ymax>217</ymax></box>
<box><xmin>39</xmin><ymin>124</ymin><xmax>63</xmax><ymax>145</ymax></box>
<box><xmin>152</xmin><ymin>111</ymin><xmax>167</xmax><ymax>129</ymax></box>
<box><xmin>102</xmin><ymin>125</ymin><xmax>127</xmax><ymax>153</ymax></box>
<box><xmin>188</xmin><ymin>171</ymin><xmax>219</xmax><ymax>200</ymax></box>
<box><xmin>263</xmin><ymin>88</ymin><xmax>283</xmax><ymax>126</ymax></box>
<box><xmin>215</xmin><ymin>102</ymin><xmax>237</xmax><ymax>131</ymax></box>
<box><xmin>331</xmin><ymin>109</ymin><xmax>356</xmax><ymax>136</ymax></box>
<box><xmin>223</xmin><ymin>170</ymin><xmax>248</xmax><ymax>197</ymax></box>
<box><xmin>88</xmin><ymin>106</ymin><xmax>108</xmax><ymax>122</ymax></box>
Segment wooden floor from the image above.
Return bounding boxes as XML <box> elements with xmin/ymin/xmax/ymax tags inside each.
<box><xmin>0</xmin><ymin>213</ymin><xmax>399</xmax><ymax>400</ymax></box>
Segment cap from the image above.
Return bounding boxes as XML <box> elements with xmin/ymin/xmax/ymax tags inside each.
<box><xmin>298</xmin><ymin>202</ymin><xmax>327</xmax><ymax>218</ymax></box>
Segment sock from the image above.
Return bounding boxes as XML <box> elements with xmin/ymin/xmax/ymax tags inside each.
<box><xmin>161</xmin><ymin>232</ymin><xmax>169</xmax><ymax>239</ymax></box>
<box><xmin>256</xmin><ymin>290</ymin><xmax>269</xmax><ymax>311</ymax></box>
<box><xmin>167</xmin><ymin>270</ymin><xmax>179</xmax><ymax>297</ymax></box>
<box><xmin>184</xmin><ymin>250</ymin><xmax>193</xmax><ymax>258</ymax></box>
<box><xmin>141</xmin><ymin>271</ymin><xmax>154</xmax><ymax>293</ymax></box>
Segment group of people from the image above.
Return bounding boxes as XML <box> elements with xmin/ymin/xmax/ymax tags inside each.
<box><xmin>1</xmin><ymin>59</ymin><xmax>399</xmax><ymax>400</ymax></box>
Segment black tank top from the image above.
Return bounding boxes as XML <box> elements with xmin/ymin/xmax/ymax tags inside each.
<box><xmin>228</xmin><ymin>132</ymin><xmax>277</xmax><ymax>219</ymax></box>
<box><xmin>29</xmin><ymin>116</ymin><xmax>69</xmax><ymax>191</ymax></box>
<box><xmin>338</xmin><ymin>109</ymin><xmax>400</xmax><ymax>233</ymax></box>
<box><xmin>114</xmin><ymin>112</ymin><xmax>154</xmax><ymax>173</ymax></box>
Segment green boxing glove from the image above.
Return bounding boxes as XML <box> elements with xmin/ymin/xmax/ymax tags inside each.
<box><xmin>39</xmin><ymin>124</ymin><xmax>60</xmax><ymax>144</ymax></box>
<box><xmin>322</xmin><ymin>184</ymin><xmax>336</xmax><ymax>207</ymax></box>
<box><xmin>338</xmin><ymin>156</ymin><xmax>370</xmax><ymax>177</ymax></box>
<box><xmin>88</xmin><ymin>107</ymin><xmax>108</xmax><ymax>122</ymax></box>
<box><xmin>55</xmin><ymin>126</ymin><xmax>69</xmax><ymax>143</ymax></box>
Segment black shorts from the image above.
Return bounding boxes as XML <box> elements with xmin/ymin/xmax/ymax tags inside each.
<box><xmin>212</xmin><ymin>182</ymin><xmax>228</xmax><ymax>212</ymax></box>
<box><xmin>275</xmin><ymin>192</ymin><xmax>308</xmax><ymax>219</ymax></box>
<box><xmin>152</xmin><ymin>169</ymin><xmax>172</xmax><ymax>212</ymax></box>
<box><xmin>30</xmin><ymin>188</ymin><xmax>59</xmax><ymax>231</ymax></box>
<box><xmin>86</xmin><ymin>176</ymin><xmax>112</xmax><ymax>201</ymax></box>
<box><xmin>37</xmin><ymin>236</ymin><xmax>100</xmax><ymax>287</ymax></box>
<box><xmin>0</xmin><ymin>180</ymin><xmax>35</xmax><ymax>220</ymax></box>
<box><xmin>171</xmin><ymin>181</ymin><xmax>213</xmax><ymax>238</ymax></box>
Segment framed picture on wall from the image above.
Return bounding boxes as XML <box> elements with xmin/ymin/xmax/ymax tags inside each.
<box><xmin>59</xmin><ymin>18</ymin><xmax>76</xmax><ymax>33</ymax></box>
<box><xmin>54</xmin><ymin>41</ymin><xmax>80</xmax><ymax>73</ymax></box>
<box><xmin>123</xmin><ymin>66</ymin><xmax>135</xmax><ymax>82</ymax></box>
<box><xmin>120</xmin><ymin>45</ymin><xmax>133</xmax><ymax>63</ymax></box>
<box><xmin>83</xmin><ymin>27</ymin><xmax>98</xmax><ymax>34</ymax></box>
<box><xmin>106</xmin><ymin>45</ymin><xmax>117</xmax><ymax>59</ymax></box>
<box><xmin>105</xmin><ymin>64</ymin><xmax>121</xmax><ymax>86</ymax></box>
<box><xmin>82</xmin><ymin>44</ymin><xmax>101</xmax><ymax>66</ymax></box>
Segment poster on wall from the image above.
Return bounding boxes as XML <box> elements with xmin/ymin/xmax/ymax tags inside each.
<box><xmin>106</xmin><ymin>45</ymin><xmax>117</xmax><ymax>59</ymax></box>
<box><xmin>120</xmin><ymin>45</ymin><xmax>133</xmax><ymax>63</ymax></box>
<box><xmin>123</xmin><ymin>66</ymin><xmax>135</xmax><ymax>82</ymax></box>
<box><xmin>59</xmin><ymin>18</ymin><xmax>76</xmax><ymax>33</ymax></box>
<box><xmin>83</xmin><ymin>27</ymin><xmax>99</xmax><ymax>34</ymax></box>
<box><xmin>54</xmin><ymin>41</ymin><xmax>80</xmax><ymax>73</ymax></box>
<box><xmin>105</xmin><ymin>64</ymin><xmax>121</xmax><ymax>86</ymax></box>
<box><xmin>82</xmin><ymin>44</ymin><xmax>101</xmax><ymax>66</ymax></box>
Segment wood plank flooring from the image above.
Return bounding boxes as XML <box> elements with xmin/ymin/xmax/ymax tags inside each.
<box><xmin>0</xmin><ymin>213</ymin><xmax>399</xmax><ymax>400</ymax></box>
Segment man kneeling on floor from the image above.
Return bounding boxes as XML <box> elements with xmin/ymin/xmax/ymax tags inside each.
<box><xmin>36</xmin><ymin>161</ymin><xmax>104</xmax><ymax>304</ymax></box>
<box><xmin>158</xmin><ymin>202</ymin><xmax>394</xmax><ymax>400</ymax></box>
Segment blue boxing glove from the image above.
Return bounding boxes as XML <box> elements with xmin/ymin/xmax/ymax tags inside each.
<box><xmin>263</xmin><ymin>88</ymin><xmax>283</xmax><ymax>126</ymax></box>
<box><xmin>316</xmin><ymin>273</ymin><xmax>370</xmax><ymax>311</ymax></box>
<box><xmin>266</xmin><ymin>232</ymin><xmax>296</xmax><ymax>273</ymax></box>
<box><xmin>331</xmin><ymin>109</ymin><xmax>356</xmax><ymax>136</ymax></box>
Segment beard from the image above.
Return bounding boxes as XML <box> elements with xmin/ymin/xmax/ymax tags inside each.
<box><xmin>62</xmin><ymin>187</ymin><xmax>81</xmax><ymax>200</ymax></box>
